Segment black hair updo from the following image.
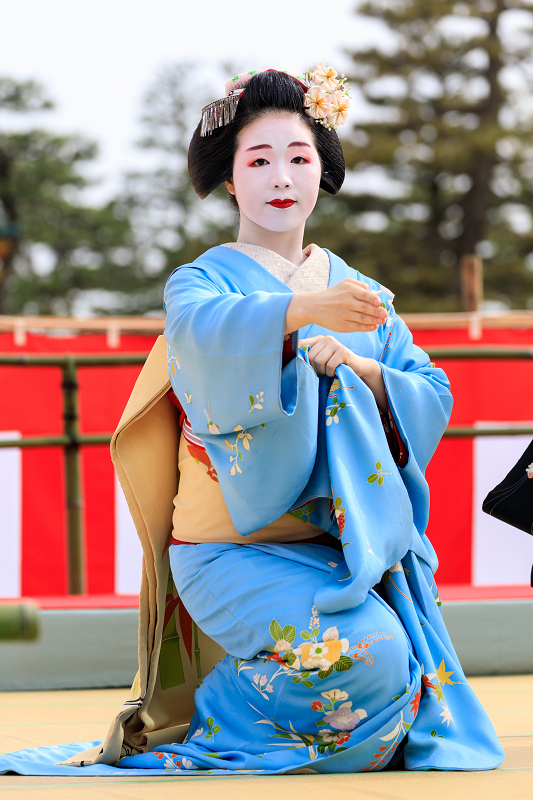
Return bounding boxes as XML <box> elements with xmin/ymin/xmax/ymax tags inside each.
<box><xmin>188</xmin><ymin>70</ymin><xmax>345</xmax><ymax>200</ymax></box>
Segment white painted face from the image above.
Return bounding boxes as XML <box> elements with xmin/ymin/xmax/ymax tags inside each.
<box><xmin>225</xmin><ymin>112</ymin><xmax>322</xmax><ymax>233</ymax></box>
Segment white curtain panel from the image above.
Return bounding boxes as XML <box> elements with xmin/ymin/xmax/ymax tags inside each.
<box><xmin>0</xmin><ymin>431</ymin><xmax>22</xmax><ymax>597</ymax></box>
<box><xmin>473</xmin><ymin>423</ymin><xmax>533</xmax><ymax>586</ymax></box>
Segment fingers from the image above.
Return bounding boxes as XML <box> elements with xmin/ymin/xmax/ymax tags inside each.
<box><xmin>307</xmin><ymin>336</ymin><xmax>348</xmax><ymax>377</ymax></box>
<box><xmin>346</xmin><ymin>279</ymin><xmax>380</xmax><ymax>304</ymax></box>
<box><xmin>299</xmin><ymin>335</ymin><xmax>324</xmax><ymax>348</ymax></box>
<box><xmin>340</xmin><ymin>281</ymin><xmax>387</xmax><ymax>322</ymax></box>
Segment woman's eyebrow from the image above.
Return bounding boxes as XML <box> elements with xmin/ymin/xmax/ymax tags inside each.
<box><xmin>244</xmin><ymin>141</ymin><xmax>311</xmax><ymax>152</ymax></box>
<box><xmin>245</xmin><ymin>144</ymin><xmax>273</xmax><ymax>152</ymax></box>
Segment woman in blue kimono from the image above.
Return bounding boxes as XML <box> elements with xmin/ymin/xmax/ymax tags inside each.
<box><xmin>119</xmin><ymin>66</ymin><xmax>503</xmax><ymax>774</ymax></box>
<box><xmin>1</xmin><ymin>66</ymin><xmax>504</xmax><ymax>777</ymax></box>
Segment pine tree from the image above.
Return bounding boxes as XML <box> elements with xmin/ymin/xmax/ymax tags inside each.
<box><xmin>113</xmin><ymin>62</ymin><xmax>236</xmax><ymax>315</ymax></box>
<box><xmin>323</xmin><ymin>0</ymin><xmax>533</xmax><ymax>311</ymax></box>
<box><xmin>0</xmin><ymin>77</ymin><xmax>133</xmax><ymax>315</ymax></box>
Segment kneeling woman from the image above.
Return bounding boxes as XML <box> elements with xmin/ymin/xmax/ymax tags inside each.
<box><xmin>4</xmin><ymin>66</ymin><xmax>504</xmax><ymax>777</ymax></box>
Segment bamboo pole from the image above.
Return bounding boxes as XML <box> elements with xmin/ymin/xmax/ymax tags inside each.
<box><xmin>0</xmin><ymin>434</ymin><xmax>113</xmax><ymax>448</ymax></box>
<box><xmin>0</xmin><ymin>354</ymin><xmax>147</xmax><ymax>366</ymax></box>
<box><xmin>427</xmin><ymin>347</ymin><xmax>533</xmax><ymax>359</ymax></box>
<box><xmin>443</xmin><ymin>426</ymin><xmax>533</xmax><ymax>437</ymax></box>
<box><xmin>62</xmin><ymin>358</ymin><xmax>85</xmax><ymax>595</ymax></box>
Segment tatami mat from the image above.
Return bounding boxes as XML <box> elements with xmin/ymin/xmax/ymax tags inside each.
<box><xmin>0</xmin><ymin>675</ymin><xmax>531</xmax><ymax>799</ymax></box>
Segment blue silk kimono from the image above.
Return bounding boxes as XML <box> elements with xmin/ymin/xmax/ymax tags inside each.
<box><xmin>0</xmin><ymin>246</ymin><xmax>504</xmax><ymax>776</ymax></box>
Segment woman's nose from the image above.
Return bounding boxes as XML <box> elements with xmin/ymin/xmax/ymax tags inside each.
<box><xmin>271</xmin><ymin>164</ymin><xmax>291</xmax><ymax>189</ymax></box>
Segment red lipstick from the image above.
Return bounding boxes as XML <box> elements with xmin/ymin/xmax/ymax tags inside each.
<box><xmin>268</xmin><ymin>199</ymin><xmax>295</xmax><ymax>209</ymax></box>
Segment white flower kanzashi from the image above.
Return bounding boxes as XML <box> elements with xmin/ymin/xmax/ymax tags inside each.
<box><xmin>304</xmin><ymin>85</ymin><xmax>332</xmax><ymax>120</ymax></box>
<box><xmin>526</xmin><ymin>463</ymin><xmax>533</xmax><ymax>478</ymax></box>
<box><xmin>302</xmin><ymin>63</ymin><xmax>351</xmax><ymax>130</ymax></box>
<box><xmin>328</xmin><ymin>91</ymin><xmax>351</xmax><ymax>129</ymax></box>
<box><xmin>313</xmin><ymin>61</ymin><xmax>339</xmax><ymax>92</ymax></box>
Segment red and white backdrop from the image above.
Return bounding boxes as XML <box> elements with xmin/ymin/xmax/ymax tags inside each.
<box><xmin>0</xmin><ymin>324</ymin><xmax>532</xmax><ymax>599</ymax></box>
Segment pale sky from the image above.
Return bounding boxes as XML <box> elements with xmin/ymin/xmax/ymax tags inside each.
<box><xmin>1</xmin><ymin>0</ymin><xmax>390</xmax><ymax>204</ymax></box>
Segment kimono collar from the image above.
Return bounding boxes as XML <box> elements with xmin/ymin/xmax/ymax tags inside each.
<box><xmin>221</xmin><ymin>242</ymin><xmax>330</xmax><ymax>293</ymax></box>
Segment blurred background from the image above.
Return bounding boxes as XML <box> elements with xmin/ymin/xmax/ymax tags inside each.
<box><xmin>2</xmin><ymin>0</ymin><xmax>533</xmax><ymax>316</ymax></box>
<box><xmin>0</xmin><ymin>1</ymin><xmax>533</xmax><ymax>688</ymax></box>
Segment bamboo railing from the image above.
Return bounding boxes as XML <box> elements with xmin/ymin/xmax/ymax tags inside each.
<box><xmin>0</xmin><ymin>347</ymin><xmax>532</xmax><ymax>594</ymax></box>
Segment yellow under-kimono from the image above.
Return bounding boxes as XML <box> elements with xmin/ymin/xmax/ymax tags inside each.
<box><xmin>63</xmin><ymin>241</ymin><xmax>332</xmax><ymax>766</ymax></box>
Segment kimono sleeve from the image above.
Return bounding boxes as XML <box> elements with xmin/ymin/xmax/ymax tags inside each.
<box><xmin>163</xmin><ymin>265</ymin><xmax>299</xmax><ymax>436</ymax></box>
<box><xmin>379</xmin><ymin>314</ymin><xmax>452</xmax><ymax>558</ymax></box>
<box><xmin>379</xmin><ymin>315</ymin><xmax>453</xmax><ymax>474</ymax></box>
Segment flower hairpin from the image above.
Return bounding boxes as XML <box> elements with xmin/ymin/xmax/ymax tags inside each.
<box><xmin>302</xmin><ymin>62</ymin><xmax>351</xmax><ymax>131</ymax></box>
<box><xmin>200</xmin><ymin>64</ymin><xmax>351</xmax><ymax>137</ymax></box>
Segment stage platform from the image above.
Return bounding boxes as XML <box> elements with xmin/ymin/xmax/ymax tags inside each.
<box><xmin>0</xmin><ymin>588</ymin><xmax>531</xmax><ymax>691</ymax></box>
<box><xmin>0</xmin><ymin>675</ymin><xmax>531</xmax><ymax>798</ymax></box>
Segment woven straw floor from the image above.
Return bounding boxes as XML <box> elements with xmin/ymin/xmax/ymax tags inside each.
<box><xmin>0</xmin><ymin>674</ymin><xmax>531</xmax><ymax>799</ymax></box>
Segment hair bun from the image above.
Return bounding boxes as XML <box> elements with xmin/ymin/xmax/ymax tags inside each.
<box><xmin>189</xmin><ymin>70</ymin><xmax>345</xmax><ymax>199</ymax></box>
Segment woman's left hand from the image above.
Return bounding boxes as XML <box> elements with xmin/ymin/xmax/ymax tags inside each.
<box><xmin>299</xmin><ymin>335</ymin><xmax>369</xmax><ymax>378</ymax></box>
<box><xmin>299</xmin><ymin>335</ymin><xmax>387</xmax><ymax>412</ymax></box>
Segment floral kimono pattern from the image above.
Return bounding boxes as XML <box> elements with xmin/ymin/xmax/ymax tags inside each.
<box><xmin>0</xmin><ymin>246</ymin><xmax>504</xmax><ymax>777</ymax></box>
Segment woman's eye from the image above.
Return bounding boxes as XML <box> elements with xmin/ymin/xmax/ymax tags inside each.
<box><xmin>291</xmin><ymin>156</ymin><xmax>310</xmax><ymax>164</ymax></box>
<box><xmin>251</xmin><ymin>158</ymin><xmax>269</xmax><ymax>167</ymax></box>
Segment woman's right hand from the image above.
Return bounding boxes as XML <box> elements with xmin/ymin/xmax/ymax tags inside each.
<box><xmin>285</xmin><ymin>279</ymin><xmax>388</xmax><ymax>334</ymax></box>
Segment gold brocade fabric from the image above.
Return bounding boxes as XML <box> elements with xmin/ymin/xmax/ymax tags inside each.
<box><xmin>171</xmin><ymin>242</ymin><xmax>330</xmax><ymax>544</ymax></box>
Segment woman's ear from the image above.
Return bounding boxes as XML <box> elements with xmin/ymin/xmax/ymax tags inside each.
<box><xmin>224</xmin><ymin>178</ymin><xmax>235</xmax><ymax>196</ymax></box>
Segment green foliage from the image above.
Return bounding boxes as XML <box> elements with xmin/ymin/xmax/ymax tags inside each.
<box><xmin>0</xmin><ymin>66</ymin><xmax>234</xmax><ymax>316</ymax></box>
<box><xmin>0</xmin><ymin>78</ymin><xmax>135</xmax><ymax>314</ymax></box>
<box><xmin>112</xmin><ymin>62</ymin><xmax>236</xmax><ymax>315</ymax></box>
<box><xmin>269</xmin><ymin>620</ymin><xmax>283</xmax><ymax>641</ymax></box>
<box><xmin>8</xmin><ymin>6</ymin><xmax>533</xmax><ymax>317</ymax></box>
<box><xmin>308</xmin><ymin>0</ymin><xmax>533</xmax><ymax>311</ymax></box>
